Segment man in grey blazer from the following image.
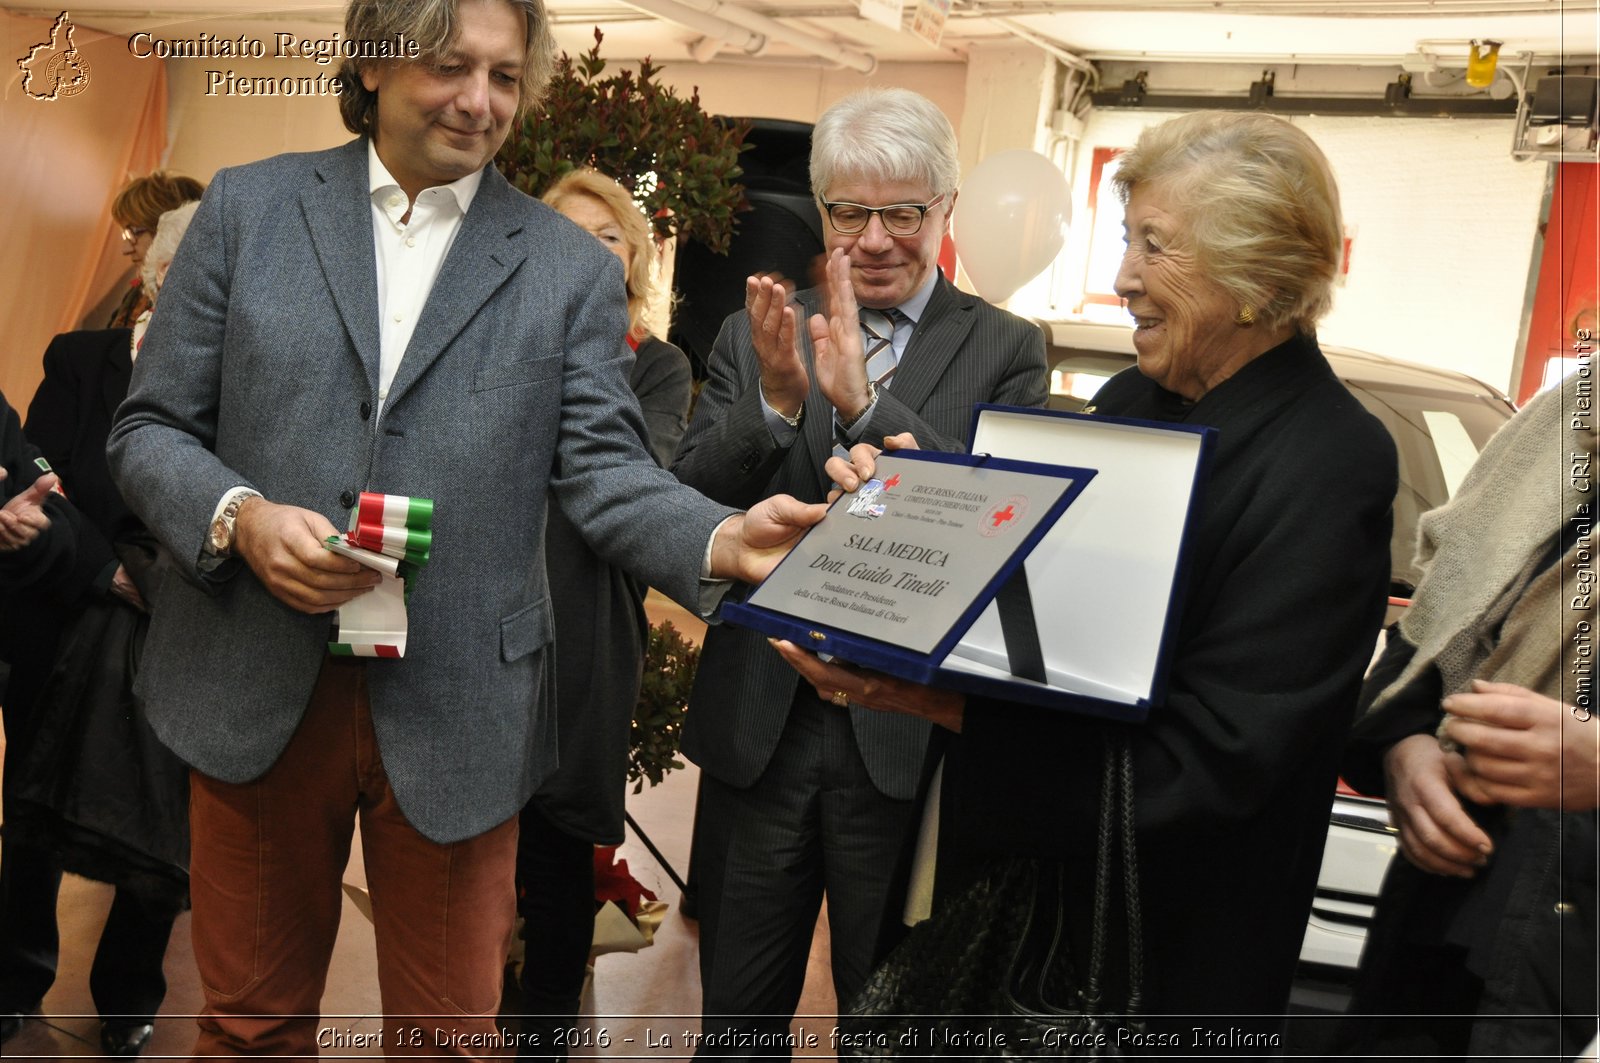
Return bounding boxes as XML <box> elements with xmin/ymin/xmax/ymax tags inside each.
<box><xmin>672</xmin><ymin>87</ymin><xmax>1048</xmax><ymax>1053</ymax></box>
<box><xmin>105</xmin><ymin>0</ymin><xmax>819</xmax><ymax>1055</ymax></box>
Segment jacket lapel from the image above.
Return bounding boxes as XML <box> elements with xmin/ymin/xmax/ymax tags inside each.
<box><xmin>887</xmin><ymin>275</ymin><xmax>972</xmax><ymax>414</ymax></box>
<box><xmin>384</xmin><ymin>167</ymin><xmax>528</xmax><ymax>410</ymax></box>
<box><xmin>301</xmin><ymin>140</ymin><xmax>381</xmax><ymax>393</ymax></box>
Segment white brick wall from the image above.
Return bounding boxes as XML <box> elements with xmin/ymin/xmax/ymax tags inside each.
<box><xmin>1016</xmin><ymin>107</ymin><xmax>1548</xmax><ymax>394</ymax></box>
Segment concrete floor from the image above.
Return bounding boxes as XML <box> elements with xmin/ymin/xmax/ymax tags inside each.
<box><xmin>1</xmin><ymin>593</ymin><xmax>840</xmax><ymax>1060</ymax></box>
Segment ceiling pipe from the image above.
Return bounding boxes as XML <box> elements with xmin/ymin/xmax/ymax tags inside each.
<box><xmin>993</xmin><ymin>17</ymin><xmax>1098</xmax><ymax>84</ymax></box>
<box><xmin>615</xmin><ymin>0</ymin><xmax>767</xmax><ymax>55</ymax></box>
<box><xmin>620</xmin><ymin>0</ymin><xmax>877</xmax><ymax>73</ymax></box>
<box><xmin>688</xmin><ymin>35</ymin><xmax>726</xmax><ymax>62</ymax></box>
<box><xmin>1083</xmin><ymin>49</ymin><xmax>1569</xmax><ymax>67</ymax></box>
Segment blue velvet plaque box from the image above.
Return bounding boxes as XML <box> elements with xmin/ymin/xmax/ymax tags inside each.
<box><xmin>723</xmin><ymin>404</ymin><xmax>1215</xmax><ymax>722</ymax></box>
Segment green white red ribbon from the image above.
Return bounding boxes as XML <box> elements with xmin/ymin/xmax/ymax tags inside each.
<box><xmin>325</xmin><ymin>492</ymin><xmax>434</xmax><ymax>658</ymax></box>
<box><xmin>348</xmin><ymin>491</ymin><xmax>433</xmax><ymax>568</ymax></box>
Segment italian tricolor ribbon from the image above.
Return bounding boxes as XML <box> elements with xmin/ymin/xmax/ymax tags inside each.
<box><xmin>349</xmin><ymin>492</ymin><xmax>434</xmax><ymax>567</ymax></box>
<box><xmin>325</xmin><ymin>492</ymin><xmax>435</xmax><ymax>658</ymax></box>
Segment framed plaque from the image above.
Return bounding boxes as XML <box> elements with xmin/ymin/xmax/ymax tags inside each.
<box><xmin>724</xmin><ymin>447</ymin><xmax>1095</xmax><ymax>688</ymax></box>
<box><xmin>724</xmin><ymin>405</ymin><xmax>1215</xmax><ymax>722</ymax></box>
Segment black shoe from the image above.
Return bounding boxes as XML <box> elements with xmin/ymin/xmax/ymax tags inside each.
<box><xmin>0</xmin><ymin>1013</ymin><xmax>23</xmax><ymax>1043</ymax></box>
<box><xmin>100</xmin><ymin>1022</ymin><xmax>154</xmax><ymax>1057</ymax></box>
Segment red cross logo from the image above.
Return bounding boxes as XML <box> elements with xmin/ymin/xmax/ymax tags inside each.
<box><xmin>882</xmin><ymin>474</ymin><xmax>900</xmax><ymax>489</ymax></box>
<box><xmin>990</xmin><ymin>504</ymin><xmax>1016</xmax><ymax>528</ymax></box>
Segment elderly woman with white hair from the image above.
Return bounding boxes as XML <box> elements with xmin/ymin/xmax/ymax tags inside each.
<box><xmin>0</xmin><ymin>197</ymin><xmax>201</xmax><ymax>1057</ymax></box>
<box><xmin>777</xmin><ymin>111</ymin><xmax>1398</xmax><ymax>1044</ymax></box>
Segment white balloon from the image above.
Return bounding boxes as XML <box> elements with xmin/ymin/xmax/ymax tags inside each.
<box><xmin>953</xmin><ymin>150</ymin><xmax>1072</xmax><ymax>304</ymax></box>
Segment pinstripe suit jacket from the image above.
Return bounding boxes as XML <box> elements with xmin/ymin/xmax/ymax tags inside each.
<box><xmin>673</xmin><ymin>275</ymin><xmax>1047</xmax><ymax>798</ymax></box>
<box><xmin>107</xmin><ymin>139</ymin><xmax>733</xmax><ymax>844</ymax></box>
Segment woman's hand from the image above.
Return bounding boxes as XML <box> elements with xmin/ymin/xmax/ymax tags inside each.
<box><xmin>1382</xmin><ymin>733</ymin><xmax>1493</xmax><ymax>878</ymax></box>
<box><xmin>1440</xmin><ymin>679</ymin><xmax>1599</xmax><ymax>811</ymax></box>
<box><xmin>770</xmin><ymin>638</ymin><xmax>966</xmax><ymax>732</ymax></box>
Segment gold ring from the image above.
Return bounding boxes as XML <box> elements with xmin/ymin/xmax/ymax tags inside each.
<box><xmin>831</xmin><ymin>690</ymin><xmax>850</xmax><ymax>707</ymax></box>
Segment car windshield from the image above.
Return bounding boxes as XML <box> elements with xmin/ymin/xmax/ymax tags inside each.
<box><xmin>1045</xmin><ymin>336</ymin><xmax>1516</xmax><ymax>598</ymax></box>
<box><xmin>1340</xmin><ymin>379</ymin><xmax>1511</xmax><ymax>593</ymax></box>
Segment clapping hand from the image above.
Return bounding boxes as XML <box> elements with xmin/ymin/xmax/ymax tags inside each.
<box><xmin>747</xmin><ymin>273</ymin><xmax>808</xmax><ymax>423</ymax></box>
<box><xmin>808</xmin><ymin>249</ymin><xmax>873</xmax><ymax>421</ymax></box>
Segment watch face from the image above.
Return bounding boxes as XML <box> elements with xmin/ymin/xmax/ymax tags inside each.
<box><xmin>209</xmin><ymin>516</ymin><xmax>230</xmax><ymax>552</ymax></box>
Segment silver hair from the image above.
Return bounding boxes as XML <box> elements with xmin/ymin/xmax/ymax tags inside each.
<box><xmin>809</xmin><ymin>88</ymin><xmax>960</xmax><ymax>203</ymax></box>
<box><xmin>140</xmin><ymin>200</ymin><xmax>201</xmax><ymax>301</ymax></box>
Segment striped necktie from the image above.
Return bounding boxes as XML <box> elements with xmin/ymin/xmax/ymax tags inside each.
<box><xmin>859</xmin><ymin>306</ymin><xmax>908</xmax><ymax>388</ymax></box>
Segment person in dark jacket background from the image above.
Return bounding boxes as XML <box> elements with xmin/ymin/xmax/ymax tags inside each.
<box><xmin>0</xmin><ymin>200</ymin><xmax>200</xmax><ymax>1057</ymax></box>
<box><xmin>0</xmin><ymin>395</ymin><xmax>76</xmax><ymax>586</ymax></box>
<box><xmin>1336</xmin><ymin>372</ymin><xmax>1596</xmax><ymax>1060</ymax></box>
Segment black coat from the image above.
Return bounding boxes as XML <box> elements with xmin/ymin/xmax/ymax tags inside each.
<box><xmin>937</xmin><ymin>335</ymin><xmax>1397</xmax><ymax>1020</ymax></box>
<box><xmin>0</xmin><ymin>390</ymin><xmax>83</xmax><ymax>602</ymax></box>
<box><xmin>3</xmin><ymin>329</ymin><xmax>186</xmax><ymax>896</ymax></box>
<box><xmin>1338</xmin><ymin>631</ymin><xmax>1598</xmax><ymax>1058</ymax></box>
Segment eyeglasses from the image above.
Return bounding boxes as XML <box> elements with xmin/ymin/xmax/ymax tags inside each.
<box><xmin>121</xmin><ymin>226</ymin><xmax>152</xmax><ymax>243</ymax></box>
<box><xmin>821</xmin><ymin>194</ymin><xmax>946</xmax><ymax>237</ymax></box>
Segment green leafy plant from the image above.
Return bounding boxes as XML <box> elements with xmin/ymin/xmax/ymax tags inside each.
<box><xmin>629</xmin><ymin>620</ymin><xmax>699</xmax><ymax>792</ymax></box>
<box><xmin>496</xmin><ymin>28</ymin><xmax>750</xmax><ymax>254</ymax></box>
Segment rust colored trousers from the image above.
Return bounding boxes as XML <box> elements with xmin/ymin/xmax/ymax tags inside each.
<box><xmin>187</xmin><ymin>656</ymin><xmax>518</xmax><ymax>1059</ymax></box>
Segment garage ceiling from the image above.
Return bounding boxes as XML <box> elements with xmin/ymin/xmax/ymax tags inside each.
<box><xmin>8</xmin><ymin>0</ymin><xmax>1597</xmax><ymax>71</ymax></box>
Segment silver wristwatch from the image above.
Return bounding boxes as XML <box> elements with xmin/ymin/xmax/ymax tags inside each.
<box><xmin>208</xmin><ymin>489</ymin><xmax>261</xmax><ymax>556</ymax></box>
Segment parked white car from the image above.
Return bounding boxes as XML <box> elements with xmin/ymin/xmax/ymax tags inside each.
<box><xmin>1037</xmin><ymin>319</ymin><xmax>1517</xmax><ymax>971</ymax></box>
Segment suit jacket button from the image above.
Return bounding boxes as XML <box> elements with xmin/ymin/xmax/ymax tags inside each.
<box><xmin>360</xmin><ymin>401</ymin><xmax>372</xmax><ymax>421</ymax></box>
<box><xmin>340</xmin><ymin>490</ymin><xmax>356</xmax><ymax>509</ymax></box>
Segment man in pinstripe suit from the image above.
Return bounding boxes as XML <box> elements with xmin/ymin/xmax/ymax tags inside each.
<box><xmin>672</xmin><ymin>87</ymin><xmax>1049</xmax><ymax>1055</ymax></box>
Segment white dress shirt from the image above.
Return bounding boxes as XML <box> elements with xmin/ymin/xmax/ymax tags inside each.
<box><xmin>367</xmin><ymin>142</ymin><xmax>484</xmax><ymax>418</ymax></box>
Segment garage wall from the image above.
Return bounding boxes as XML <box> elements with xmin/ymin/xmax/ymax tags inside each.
<box><xmin>1300</xmin><ymin>115</ymin><xmax>1545</xmax><ymax>394</ymax></box>
<box><xmin>1023</xmin><ymin>106</ymin><xmax>1547</xmax><ymax>395</ymax></box>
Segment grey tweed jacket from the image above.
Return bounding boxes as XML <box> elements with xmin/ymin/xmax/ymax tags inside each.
<box><xmin>673</xmin><ymin>275</ymin><xmax>1047</xmax><ymax>798</ymax></box>
<box><xmin>107</xmin><ymin>139</ymin><xmax>732</xmax><ymax>843</ymax></box>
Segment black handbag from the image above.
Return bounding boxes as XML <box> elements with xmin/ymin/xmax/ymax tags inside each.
<box><xmin>3</xmin><ymin>595</ymin><xmax>189</xmax><ymax>900</ymax></box>
<box><xmin>840</xmin><ymin>729</ymin><xmax>1143</xmax><ymax>1060</ymax></box>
